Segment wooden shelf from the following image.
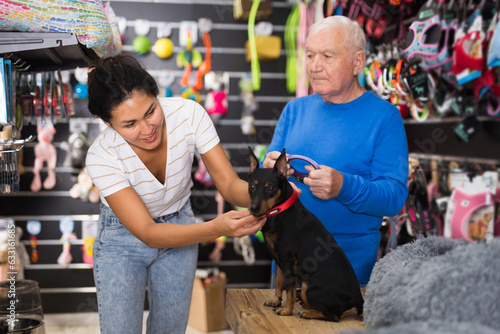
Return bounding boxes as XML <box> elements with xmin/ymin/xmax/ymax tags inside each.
<box><xmin>226</xmin><ymin>289</ymin><xmax>365</xmax><ymax>334</ymax></box>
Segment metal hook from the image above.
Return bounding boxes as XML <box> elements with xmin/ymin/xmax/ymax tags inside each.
<box><xmin>14</xmin><ymin>60</ymin><xmax>26</xmax><ymax>68</ymax></box>
<box><xmin>18</xmin><ymin>63</ymin><xmax>31</xmax><ymax>71</ymax></box>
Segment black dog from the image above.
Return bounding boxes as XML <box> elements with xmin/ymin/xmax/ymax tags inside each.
<box><xmin>248</xmin><ymin>148</ymin><xmax>364</xmax><ymax>321</ymax></box>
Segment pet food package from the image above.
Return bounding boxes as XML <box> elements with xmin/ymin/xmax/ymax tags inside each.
<box><xmin>188</xmin><ymin>270</ymin><xmax>227</xmax><ymax>332</ymax></box>
<box><xmin>444</xmin><ymin>171</ymin><xmax>498</xmax><ymax>242</ymax></box>
<box><xmin>234</xmin><ymin>0</ymin><xmax>273</xmax><ymax>20</ymax></box>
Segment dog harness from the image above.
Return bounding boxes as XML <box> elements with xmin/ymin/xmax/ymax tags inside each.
<box><xmin>452</xmin><ymin>30</ymin><xmax>485</xmax><ymax>74</ymax></box>
<box><xmin>288</xmin><ymin>154</ymin><xmax>320</xmax><ymax>183</ymax></box>
<box><xmin>452</xmin><ymin>13</ymin><xmax>485</xmax><ymax>85</ymax></box>
<box><xmin>266</xmin><ymin>187</ymin><xmax>299</xmax><ymax>217</ymax></box>
<box><xmin>487</xmin><ymin>13</ymin><xmax>500</xmax><ymax>68</ymax></box>
<box><xmin>422</xmin><ymin>18</ymin><xmax>457</xmax><ymax>71</ymax></box>
<box><xmin>404</xmin><ymin>14</ymin><xmax>442</xmax><ymax>59</ymax></box>
<box><xmin>405</xmin><ymin>165</ymin><xmax>436</xmax><ymax>237</ymax></box>
<box><xmin>472</xmin><ymin>69</ymin><xmax>500</xmax><ymax>117</ymax></box>
<box><xmin>450</xmin><ymin>189</ymin><xmax>491</xmax><ymax>242</ymax></box>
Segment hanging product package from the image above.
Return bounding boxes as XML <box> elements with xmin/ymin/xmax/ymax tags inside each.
<box><xmin>245</xmin><ymin>35</ymin><xmax>281</xmax><ymax>61</ymax></box>
<box><xmin>234</xmin><ymin>0</ymin><xmax>273</xmax><ymax>20</ymax></box>
<box><xmin>444</xmin><ymin>170</ymin><xmax>498</xmax><ymax>242</ymax></box>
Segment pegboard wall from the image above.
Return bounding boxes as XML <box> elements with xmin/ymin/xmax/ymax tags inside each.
<box><xmin>2</xmin><ymin>0</ymin><xmax>500</xmax><ymax>315</ymax></box>
<box><xmin>1</xmin><ymin>0</ymin><xmax>294</xmax><ymax>314</ymax></box>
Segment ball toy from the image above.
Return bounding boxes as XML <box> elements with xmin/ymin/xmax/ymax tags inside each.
<box><xmin>133</xmin><ymin>36</ymin><xmax>151</xmax><ymax>55</ymax></box>
<box><xmin>153</xmin><ymin>38</ymin><xmax>174</xmax><ymax>59</ymax></box>
<box><xmin>74</xmin><ymin>83</ymin><xmax>88</xmax><ymax>99</ymax></box>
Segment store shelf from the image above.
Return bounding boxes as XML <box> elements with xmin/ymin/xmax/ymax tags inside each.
<box><xmin>0</xmin><ymin>32</ymin><xmax>98</xmax><ymax>72</ymax></box>
<box><xmin>403</xmin><ymin>115</ymin><xmax>496</xmax><ymax>124</ymax></box>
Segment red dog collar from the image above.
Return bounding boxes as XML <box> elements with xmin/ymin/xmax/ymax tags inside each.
<box><xmin>266</xmin><ymin>187</ymin><xmax>299</xmax><ymax>217</ymax></box>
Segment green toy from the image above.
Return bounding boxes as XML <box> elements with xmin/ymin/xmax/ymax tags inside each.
<box><xmin>133</xmin><ymin>36</ymin><xmax>151</xmax><ymax>55</ymax></box>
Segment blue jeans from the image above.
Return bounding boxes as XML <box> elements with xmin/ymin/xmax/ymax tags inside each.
<box><xmin>93</xmin><ymin>202</ymin><xmax>198</xmax><ymax>334</ymax></box>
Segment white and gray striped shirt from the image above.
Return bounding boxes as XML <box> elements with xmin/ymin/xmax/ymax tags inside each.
<box><xmin>85</xmin><ymin>97</ymin><xmax>219</xmax><ymax>218</ymax></box>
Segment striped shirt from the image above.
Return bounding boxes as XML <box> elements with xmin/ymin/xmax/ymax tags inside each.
<box><xmin>85</xmin><ymin>97</ymin><xmax>219</xmax><ymax>218</ymax></box>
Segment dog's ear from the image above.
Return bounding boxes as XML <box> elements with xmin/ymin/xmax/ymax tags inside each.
<box><xmin>249</xmin><ymin>147</ymin><xmax>260</xmax><ymax>173</ymax></box>
<box><xmin>274</xmin><ymin>148</ymin><xmax>287</xmax><ymax>178</ymax></box>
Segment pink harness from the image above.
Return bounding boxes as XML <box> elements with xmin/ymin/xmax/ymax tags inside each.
<box><xmin>450</xmin><ymin>189</ymin><xmax>491</xmax><ymax>242</ymax></box>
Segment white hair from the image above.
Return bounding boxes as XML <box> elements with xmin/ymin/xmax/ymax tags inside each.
<box><xmin>308</xmin><ymin>16</ymin><xmax>366</xmax><ymax>55</ymax></box>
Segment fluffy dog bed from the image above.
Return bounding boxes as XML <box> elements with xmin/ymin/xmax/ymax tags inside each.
<box><xmin>344</xmin><ymin>236</ymin><xmax>500</xmax><ymax>333</ymax></box>
<box><xmin>342</xmin><ymin>319</ymin><xmax>500</xmax><ymax>334</ymax></box>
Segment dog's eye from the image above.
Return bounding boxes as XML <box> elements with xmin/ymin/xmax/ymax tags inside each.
<box><xmin>266</xmin><ymin>185</ymin><xmax>276</xmax><ymax>193</ymax></box>
<box><xmin>249</xmin><ymin>183</ymin><xmax>256</xmax><ymax>192</ymax></box>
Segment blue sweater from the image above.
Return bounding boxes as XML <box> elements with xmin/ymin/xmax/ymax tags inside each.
<box><xmin>267</xmin><ymin>92</ymin><xmax>409</xmax><ymax>284</ymax></box>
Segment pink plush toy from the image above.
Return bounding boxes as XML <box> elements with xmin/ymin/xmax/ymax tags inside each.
<box><xmin>31</xmin><ymin>122</ymin><xmax>57</xmax><ymax>192</ymax></box>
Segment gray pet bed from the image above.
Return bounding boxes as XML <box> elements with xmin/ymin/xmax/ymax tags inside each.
<box><xmin>344</xmin><ymin>236</ymin><xmax>500</xmax><ymax>334</ymax></box>
<box><xmin>342</xmin><ymin>319</ymin><xmax>500</xmax><ymax>334</ymax></box>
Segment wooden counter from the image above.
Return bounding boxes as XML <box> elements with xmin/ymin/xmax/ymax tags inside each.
<box><xmin>226</xmin><ymin>289</ymin><xmax>365</xmax><ymax>334</ymax></box>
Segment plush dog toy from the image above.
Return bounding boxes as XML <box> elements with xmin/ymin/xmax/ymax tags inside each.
<box><xmin>31</xmin><ymin>122</ymin><xmax>57</xmax><ymax>192</ymax></box>
<box><xmin>60</xmin><ymin>131</ymin><xmax>91</xmax><ymax>169</ymax></box>
<box><xmin>69</xmin><ymin>168</ymin><xmax>100</xmax><ymax>203</ymax></box>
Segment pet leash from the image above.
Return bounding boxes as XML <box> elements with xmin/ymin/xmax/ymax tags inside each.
<box><xmin>288</xmin><ymin>154</ymin><xmax>320</xmax><ymax>183</ymax></box>
<box><xmin>285</xmin><ymin>4</ymin><xmax>299</xmax><ymax>94</ymax></box>
<box><xmin>296</xmin><ymin>1</ymin><xmax>314</xmax><ymax>97</ymax></box>
<box><xmin>248</xmin><ymin>0</ymin><xmax>261</xmax><ymax>91</ymax></box>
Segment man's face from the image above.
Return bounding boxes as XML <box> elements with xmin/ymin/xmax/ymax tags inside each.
<box><xmin>305</xmin><ymin>28</ymin><xmax>357</xmax><ymax>102</ymax></box>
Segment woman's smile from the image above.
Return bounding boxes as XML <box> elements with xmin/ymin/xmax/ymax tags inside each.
<box><xmin>142</xmin><ymin>129</ymin><xmax>158</xmax><ymax>143</ymax></box>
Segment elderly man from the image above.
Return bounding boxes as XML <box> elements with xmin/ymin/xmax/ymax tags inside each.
<box><xmin>264</xmin><ymin>16</ymin><xmax>408</xmax><ymax>285</ymax></box>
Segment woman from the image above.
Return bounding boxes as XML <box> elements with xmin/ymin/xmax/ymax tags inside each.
<box><xmin>85</xmin><ymin>54</ymin><xmax>266</xmax><ymax>333</ymax></box>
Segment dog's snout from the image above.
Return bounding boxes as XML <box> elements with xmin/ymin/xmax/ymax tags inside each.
<box><xmin>250</xmin><ymin>202</ymin><xmax>260</xmax><ymax>213</ymax></box>
<box><xmin>250</xmin><ymin>201</ymin><xmax>268</xmax><ymax>218</ymax></box>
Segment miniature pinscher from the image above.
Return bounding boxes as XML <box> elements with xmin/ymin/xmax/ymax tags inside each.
<box><xmin>248</xmin><ymin>148</ymin><xmax>364</xmax><ymax>321</ymax></box>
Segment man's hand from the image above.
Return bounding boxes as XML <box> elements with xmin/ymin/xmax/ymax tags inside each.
<box><xmin>303</xmin><ymin>165</ymin><xmax>343</xmax><ymax>200</ymax></box>
<box><xmin>263</xmin><ymin>151</ymin><xmax>294</xmax><ymax>178</ymax></box>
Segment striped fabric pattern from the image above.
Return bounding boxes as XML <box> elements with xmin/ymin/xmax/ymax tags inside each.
<box><xmin>86</xmin><ymin>97</ymin><xmax>219</xmax><ymax>218</ymax></box>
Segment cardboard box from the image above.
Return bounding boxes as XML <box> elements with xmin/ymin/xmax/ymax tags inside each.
<box><xmin>188</xmin><ymin>272</ymin><xmax>227</xmax><ymax>332</ymax></box>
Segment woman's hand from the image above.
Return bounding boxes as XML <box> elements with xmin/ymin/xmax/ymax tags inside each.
<box><xmin>213</xmin><ymin>210</ymin><xmax>266</xmax><ymax>238</ymax></box>
<box><xmin>263</xmin><ymin>151</ymin><xmax>294</xmax><ymax>178</ymax></box>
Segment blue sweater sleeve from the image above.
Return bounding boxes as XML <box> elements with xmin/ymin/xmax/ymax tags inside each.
<box><xmin>336</xmin><ymin>111</ymin><xmax>409</xmax><ymax>217</ymax></box>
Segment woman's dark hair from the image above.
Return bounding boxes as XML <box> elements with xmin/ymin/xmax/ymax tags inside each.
<box><xmin>87</xmin><ymin>54</ymin><xmax>159</xmax><ymax>123</ymax></box>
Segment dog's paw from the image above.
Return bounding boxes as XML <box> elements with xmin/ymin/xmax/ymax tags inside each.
<box><xmin>299</xmin><ymin>309</ymin><xmax>338</xmax><ymax>321</ymax></box>
<box><xmin>274</xmin><ymin>307</ymin><xmax>292</xmax><ymax>316</ymax></box>
<box><xmin>263</xmin><ymin>299</ymin><xmax>281</xmax><ymax>308</ymax></box>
